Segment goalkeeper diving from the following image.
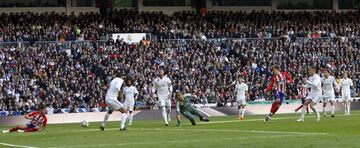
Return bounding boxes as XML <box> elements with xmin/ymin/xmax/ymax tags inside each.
<box><xmin>175</xmin><ymin>90</ymin><xmax>209</xmax><ymax>126</ymax></box>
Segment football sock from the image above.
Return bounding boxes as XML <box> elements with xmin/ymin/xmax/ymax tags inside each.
<box><xmin>121</xmin><ymin>113</ymin><xmax>127</xmax><ymax>129</ymax></box>
<box><xmin>295</xmin><ymin>105</ymin><xmax>303</xmax><ymax>112</ymax></box>
<box><xmin>162</xmin><ymin>107</ymin><xmax>168</xmax><ymax>124</ymax></box>
<box><xmin>300</xmin><ymin>106</ymin><xmax>306</xmax><ymax>120</ymax></box>
<box><xmin>166</xmin><ymin>108</ymin><xmax>171</xmax><ymax>122</ymax></box>
<box><xmin>344</xmin><ymin>101</ymin><xmax>348</xmax><ymax>114</ymax></box>
<box><xmin>10</xmin><ymin>126</ymin><xmax>20</xmax><ymax>132</ymax></box>
<box><xmin>241</xmin><ymin>109</ymin><xmax>245</xmax><ymax>117</ymax></box>
<box><xmin>128</xmin><ymin>113</ymin><xmax>133</xmax><ymax>125</ymax></box>
<box><xmin>311</xmin><ymin>104</ymin><xmax>320</xmax><ymax>120</ymax></box>
<box><xmin>270</xmin><ymin>101</ymin><xmax>280</xmax><ymax>115</ymax></box>
<box><xmin>101</xmin><ymin>112</ymin><xmax>110</xmax><ymax>127</ymax></box>
<box><xmin>347</xmin><ymin>101</ymin><xmax>351</xmax><ymax>115</ymax></box>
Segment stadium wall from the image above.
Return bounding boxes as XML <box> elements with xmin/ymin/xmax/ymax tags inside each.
<box><xmin>137</xmin><ymin>0</ymin><xmax>193</xmax><ymax>15</ymax></box>
<box><xmin>1</xmin><ymin>102</ymin><xmax>360</xmax><ymax>126</ymax></box>
<box><xmin>214</xmin><ymin>101</ymin><xmax>360</xmax><ymax>115</ymax></box>
<box><xmin>208</xmin><ymin>6</ymin><xmax>271</xmax><ymax>12</ymax></box>
<box><xmin>0</xmin><ymin>7</ymin><xmax>99</xmax><ymax>15</ymax></box>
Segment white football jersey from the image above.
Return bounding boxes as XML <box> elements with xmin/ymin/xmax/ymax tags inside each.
<box><xmin>123</xmin><ymin>86</ymin><xmax>138</xmax><ymax>102</ymax></box>
<box><xmin>304</xmin><ymin>74</ymin><xmax>322</xmax><ymax>95</ymax></box>
<box><xmin>235</xmin><ymin>82</ymin><xmax>248</xmax><ymax>100</ymax></box>
<box><xmin>106</xmin><ymin>77</ymin><xmax>124</xmax><ymax>100</ymax></box>
<box><xmin>340</xmin><ymin>78</ymin><xmax>353</xmax><ymax>95</ymax></box>
<box><xmin>152</xmin><ymin>76</ymin><xmax>172</xmax><ymax>96</ymax></box>
<box><xmin>322</xmin><ymin>76</ymin><xmax>338</xmax><ymax>96</ymax></box>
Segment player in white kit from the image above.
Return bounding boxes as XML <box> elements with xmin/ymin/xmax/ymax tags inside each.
<box><xmin>321</xmin><ymin>69</ymin><xmax>339</xmax><ymax>117</ymax></box>
<box><xmin>100</xmin><ymin>73</ymin><xmax>128</xmax><ymax>131</ymax></box>
<box><xmin>234</xmin><ymin>76</ymin><xmax>249</xmax><ymax>120</ymax></box>
<box><xmin>123</xmin><ymin>79</ymin><xmax>138</xmax><ymax>125</ymax></box>
<box><xmin>297</xmin><ymin>67</ymin><xmax>321</xmax><ymax>122</ymax></box>
<box><xmin>340</xmin><ymin>72</ymin><xmax>353</xmax><ymax>115</ymax></box>
<box><xmin>152</xmin><ymin>70</ymin><xmax>173</xmax><ymax>126</ymax></box>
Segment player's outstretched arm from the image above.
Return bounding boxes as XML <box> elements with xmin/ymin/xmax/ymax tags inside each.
<box><xmin>25</xmin><ymin>112</ymin><xmax>36</xmax><ymax>120</ymax></box>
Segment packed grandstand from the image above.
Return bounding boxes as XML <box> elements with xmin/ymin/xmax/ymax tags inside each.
<box><xmin>0</xmin><ymin>10</ymin><xmax>360</xmax><ymax>116</ymax></box>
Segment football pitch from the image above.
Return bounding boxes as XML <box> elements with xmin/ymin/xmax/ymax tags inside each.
<box><xmin>1</xmin><ymin>111</ymin><xmax>360</xmax><ymax>148</ymax></box>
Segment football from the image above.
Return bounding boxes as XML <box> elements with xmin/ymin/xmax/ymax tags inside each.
<box><xmin>80</xmin><ymin>120</ymin><xmax>89</xmax><ymax>127</ymax></box>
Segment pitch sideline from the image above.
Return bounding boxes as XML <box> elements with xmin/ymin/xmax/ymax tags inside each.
<box><xmin>0</xmin><ymin>142</ymin><xmax>38</xmax><ymax>148</ymax></box>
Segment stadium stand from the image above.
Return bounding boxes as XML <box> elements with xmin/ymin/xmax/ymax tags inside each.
<box><xmin>0</xmin><ymin>10</ymin><xmax>360</xmax><ymax>116</ymax></box>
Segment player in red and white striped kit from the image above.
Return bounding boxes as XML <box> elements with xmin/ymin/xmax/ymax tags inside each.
<box><xmin>3</xmin><ymin>105</ymin><xmax>47</xmax><ymax>133</ymax></box>
<box><xmin>264</xmin><ymin>65</ymin><xmax>293</xmax><ymax>122</ymax></box>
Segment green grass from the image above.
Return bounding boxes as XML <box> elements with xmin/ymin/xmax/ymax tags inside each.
<box><xmin>1</xmin><ymin>111</ymin><xmax>360</xmax><ymax>148</ymax></box>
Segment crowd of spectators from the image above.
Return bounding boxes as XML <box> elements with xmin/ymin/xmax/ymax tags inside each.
<box><xmin>1</xmin><ymin>10</ymin><xmax>359</xmax><ymax>42</ymax></box>
<box><xmin>0</xmin><ymin>10</ymin><xmax>360</xmax><ymax>115</ymax></box>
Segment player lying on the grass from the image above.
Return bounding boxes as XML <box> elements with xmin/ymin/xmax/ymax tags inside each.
<box><xmin>175</xmin><ymin>90</ymin><xmax>209</xmax><ymax>126</ymax></box>
<box><xmin>100</xmin><ymin>72</ymin><xmax>128</xmax><ymax>131</ymax></box>
<box><xmin>321</xmin><ymin>69</ymin><xmax>339</xmax><ymax>117</ymax></box>
<box><xmin>297</xmin><ymin>67</ymin><xmax>321</xmax><ymax>122</ymax></box>
<box><xmin>264</xmin><ymin>65</ymin><xmax>293</xmax><ymax>122</ymax></box>
<box><xmin>294</xmin><ymin>81</ymin><xmax>310</xmax><ymax>114</ymax></box>
<box><xmin>3</xmin><ymin>105</ymin><xmax>47</xmax><ymax>133</ymax></box>
<box><xmin>233</xmin><ymin>75</ymin><xmax>249</xmax><ymax>120</ymax></box>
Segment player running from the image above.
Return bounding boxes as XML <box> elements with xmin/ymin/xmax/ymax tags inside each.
<box><xmin>100</xmin><ymin>73</ymin><xmax>128</xmax><ymax>131</ymax></box>
<box><xmin>340</xmin><ymin>72</ymin><xmax>353</xmax><ymax>115</ymax></box>
<box><xmin>3</xmin><ymin>105</ymin><xmax>47</xmax><ymax>133</ymax></box>
<box><xmin>321</xmin><ymin>69</ymin><xmax>339</xmax><ymax>117</ymax></box>
<box><xmin>234</xmin><ymin>75</ymin><xmax>249</xmax><ymax>120</ymax></box>
<box><xmin>294</xmin><ymin>81</ymin><xmax>310</xmax><ymax>114</ymax></box>
<box><xmin>296</xmin><ymin>67</ymin><xmax>322</xmax><ymax>122</ymax></box>
<box><xmin>264</xmin><ymin>65</ymin><xmax>293</xmax><ymax>122</ymax></box>
<box><xmin>175</xmin><ymin>90</ymin><xmax>209</xmax><ymax>126</ymax></box>
<box><xmin>123</xmin><ymin>79</ymin><xmax>138</xmax><ymax>125</ymax></box>
<box><xmin>152</xmin><ymin>70</ymin><xmax>173</xmax><ymax>126</ymax></box>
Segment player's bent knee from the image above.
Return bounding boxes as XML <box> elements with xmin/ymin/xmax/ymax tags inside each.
<box><xmin>119</xmin><ymin>108</ymin><xmax>127</xmax><ymax>113</ymax></box>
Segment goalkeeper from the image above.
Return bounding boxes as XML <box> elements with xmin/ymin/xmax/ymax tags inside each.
<box><xmin>175</xmin><ymin>90</ymin><xmax>209</xmax><ymax>126</ymax></box>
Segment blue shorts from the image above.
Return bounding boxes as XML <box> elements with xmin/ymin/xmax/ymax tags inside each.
<box><xmin>273</xmin><ymin>91</ymin><xmax>285</xmax><ymax>104</ymax></box>
<box><xmin>301</xmin><ymin>98</ymin><xmax>306</xmax><ymax>104</ymax></box>
<box><xmin>26</xmin><ymin>122</ymin><xmax>36</xmax><ymax>129</ymax></box>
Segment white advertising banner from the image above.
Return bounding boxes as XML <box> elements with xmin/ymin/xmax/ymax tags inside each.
<box><xmin>112</xmin><ymin>33</ymin><xmax>146</xmax><ymax>44</ymax></box>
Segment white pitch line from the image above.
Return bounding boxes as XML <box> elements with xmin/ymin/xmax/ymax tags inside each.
<box><xmin>47</xmin><ymin>126</ymin><xmax>328</xmax><ymax>136</ymax></box>
<box><xmin>0</xmin><ymin>142</ymin><xmax>38</xmax><ymax>148</ymax></box>
<box><xmin>195</xmin><ymin>112</ymin><xmax>360</xmax><ymax>125</ymax></box>
<box><xmin>129</xmin><ymin>128</ymin><xmax>328</xmax><ymax>135</ymax></box>
<box><xmin>52</xmin><ymin>134</ymin><xmax>295</xmax><ymax>148</ymax></box>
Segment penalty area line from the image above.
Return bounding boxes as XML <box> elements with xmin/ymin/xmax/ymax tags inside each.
<box><xmin>0</xmin><ymin>142</ymin><xmax>38</xmax><ymax>148</ymax></box>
